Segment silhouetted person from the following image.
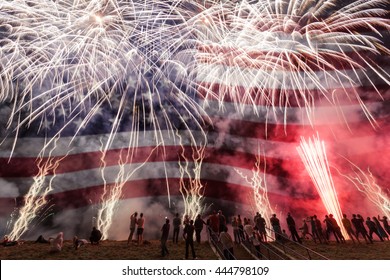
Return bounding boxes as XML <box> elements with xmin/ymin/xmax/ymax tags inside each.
<box><xmin>342</xmin><ymin>214</ymin><xmax>359</xmax><ymax>243</ymax></box>
<box><xmin>218</xmin><ymin>210</ymin><xmax>227</xmax><ymax>233</ymax></box>
<box><xmin>310</xmin><ymin>216</ymin><xmax>322</xmax><ymax>243</ymax></box>
<box><xmin>378</xmin><ymin>216</ymin><xmax>390</xmax><ymax>235</ymax></box>
<box><xmin>324</xmin><ymin>215</ymin><xmax>339</xmax><ymax>243</ymax></box>
<box><xmin>183</xmin><ymin>220</ymin><xmax>196</xmax><ymax>259</ymax></box>
<box><xmin>172</xmin><ymin>213</ymin><xmax>181</xmax><ymax>244</ymax></box>
<box><xmin>286</xmin><ymin>212</ymin><xmax>301</xmax><ymax>243</ymax></box>
<box><xmin>35</xmin><ymin>235</ymin><xmax>49</xmax><ymax>244</ymax></box>
<box><xmin>270</xmin><ymin>214</ymin><xmax>282</xmax><ymax>241</ymax></box>
<box><xmin>328</xmin><ymin>214</ymin><xmax>345</xmax><ymax>243</ymax></box>
<box><xmin>373</xmin><ymin>217</ymin><xmax>389</xmax><ymax>240</ymax></box>
<box><xmin>237</xmin><ymin>214</ymin><xmax>244</xmax><ymax>242</ymax></box>
<box><xmin>352</xmin><ymin>214</ymin><xmax>372</xmax><ymax>244</ymax></box>
<box><xmin>231</xmin><ymin>216</ymin><xmax>240</xmax><ymax>244</ymax></box>
<box><xmin>208</xmin><ymin>211</ymin><xmax>220</xmax><ymax>241</ymax></box>
<box><xmin>256</xmin><ymin>214</ymin><xmax>267</xmax><ymax>242</ymax></box>
<box><xmin>314</xmin><ymin>215</ymin><xmax>327</xmax><ymax>243</ymax></box>
<box><xmin>90</xmin><ymin>227</ymin><xmax>102</xmax><ymax>245</ymax></box>
<box><xmin>137</xmin><ymin>213</ymin><xmax>145</xmax><ymax>245</ymax></box>
<box><xmin>127</xmin><ymin>211</ymin><xmax>138</xmax><ymax>245</ymax></box>
<box><xmin>194</xmin><ymin>214</ymin><xmax>205</xmax><ymax>243</ymax></box>
<box><xmin>161</xmin><ymin>218</ymin><xmax>170</xmax><ymax>257</ymax></box>
<box><xmin>299</xmin><ymin>219</ymin><xmax>312</xmax><ymax>241</ymax></box>
<box><xmin>366</xmin><ymin>217</ymin><xmax>384</xmax><ymax>241</ymax></box>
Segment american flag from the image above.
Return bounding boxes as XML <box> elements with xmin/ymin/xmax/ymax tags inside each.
<box><xmin>0</xmin><ymin>0</ymin><xmax>389</xmax><ymax>239</ymax></box>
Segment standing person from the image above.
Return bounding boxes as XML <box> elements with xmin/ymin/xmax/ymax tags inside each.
<box><xmin>243</xmin><ymin>218</ymin><xmax>254</xmax><ymax>241</ymax></box>
<box><xmin>352</xmin><ymin>214</ymin><xmax>372</xmax><ymax>244</ymax></box>
<box><xmin>172</xmin><ymin>213</ymin><xmax>181</xmax><ymax>244</ymax></box>
<box><xmin>323</xmin><ymin>215</ymin><xmax>339</xmax><ymax>243</ymax></box>
<box><xmin>218</xmin><ymin>210</ymin><xmax>227</xmax><ymax>233</ymax></box>
<box><xmin>286</xmin><ymin>213</ymin><xmax>302</xmax><ymax>243</ymax></box>
<box><xmin>310</xmin><ymin>216</ymin><xmax>322</xmax><ymax>243</ymax></box>
<box><xmin>127</xmin><ymin>212</ymin><xmax>138</xmax><ymax>245</ymax></box>
<box><xmin>161</xmin><ymin>218</ymin><xmax>170</xmax><ymax>257</ymax></box>
<box><xmin>137</xmin><ymin>213</ymin><xmax>145</xmax><ymax>245</ymax></box>
<box><xmin>90</xmin><ymin>227</ymin><xmax>102</xmax><ymax>245</ymax></box>
<box><xmin>314</xmin><ymin>215</ymin><xmax>327</xmax><ymax>244</ymax></box>
<box><xmin>231</xmin><ymin>216</ymin><xmax>240</xmax><ymax>244</ymax></box>
<box><xmin>250</xmin><ymin>231</ymin><xmax>262</xmax><ymax>258</ymax></box>
<box><xmin>342</xmin><ymin>214</ymin><xmax>359</xmax><ymax>243</ymax></box>
<box><xmin>328</xmin><ymin>214</ymin><xmax>345</xmax><ymax>243</ymax></box>
<box><xmin>208</xmin><ymin>211</ymin><xmax>220</xmax><ymax>241</ymax></box>
<box><xmin>372</xmin><ymin>217</ymin><xmax>389</xmax><ymax>240</ymax></box>
<box><xmin>299</xmin><ymin>219</ymin><xmax>312</xmax><ymax>241</ymax></box>
<box><xmin>256</xmin><ymin>214</ymin><xmax>267</xmax><ymax>242</ymax></box>
<box><xmin>378</xmin><ymin>216</ymin><xmax>390</xmax><ymax>235</ymax></box>
<box><xmin>194</xmin><ymin>214</ymin><xmax>205</xmax><ymax>244</ymax></box>
<box><xmin>366</xmin><ymin>217</ymin><xmax>384</xmax><ymax>241</ymax></box>
<box><xmin>237</xmin><ymin>214</ymin><xmax>244</xmax><ymax>242</ymax></box>
<box><xmin>183</xmin><ymin>214</ymin><xmax>190</xmax><ymax>227</ymax></box>
<box><xmin>50</xmin><ymin>232</ymin><xmax>64</xmax><ymax>253</ymax></box>
<box><xmin>183</xmin><ymin>220</ymin><xmax>196</xmax><ymax>259</ymax></box>
<box><xmin>270</xmin><ymin>214</ymin><xmax>282</xmax><ymax>241</ymax></box>
<box><xmin>219</xmin><ymin>227</ymin><xmax>235</xmax><ymax>260</ymax></box>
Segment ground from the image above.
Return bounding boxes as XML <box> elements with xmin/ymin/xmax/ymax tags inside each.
<box><xmin>1</xmin><ymin>239</ymin><xmax>389</xmax><ymax>260</ymax></box>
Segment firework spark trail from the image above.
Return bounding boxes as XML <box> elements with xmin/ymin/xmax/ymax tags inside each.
<box><xmin>190</xmin><ymin>0</ymin><xmax>390</xmax><ymax>126</ymax></box>
<box><xmin>297</xmin><ymin>133</ymin><xmax>348</xmax><ymax>238</ymax></box>
<box><xmin>235</xmin><ymin>147</ymin><xmax>273</xmax><ymax>230</ymax></box>
<box><xmin>0</xmin><ymin>0</ymin><xmax>210</xmax><ymax>156</ymax></box>
<box><xmin>8</xmin><ymin>138</ymin><xmax>68</xmax><ymax>240</ymax></box>
<box><xmin>177</xmin><ymin>132</ymin><xmax>207</xmax><ymax>221</ymax></box>
<box><xmin>97</xmin><ymin>137</ymin><xmax>160</xmax><ymax>239</ymax></box>
<box><xmin>338</xmin><ymin>161</ymin><xmax>390</xmax><ymax>218</ymax></box>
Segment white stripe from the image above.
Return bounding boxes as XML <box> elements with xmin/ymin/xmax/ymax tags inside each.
<box><xmin>195</xmin><ymin>64</ymin><xmax>390</xmax><ymax>89</ymax></box>
<box><xmin>2</xmin><ymin>162</ymin><xmax>258</xmax><ymax>196</ymax></box>
<box><xmin>201</xmin><ymin>100</ymin><xmax>385</xmax><ymax>125</ymax></box>
<box><xmin>0</xmin><ymin>125</ymin><xmax>386</xmax><ymax>159</ymax></box>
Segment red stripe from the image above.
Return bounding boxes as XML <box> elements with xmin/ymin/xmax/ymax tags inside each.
<box><xmin>198</xmin><ymin>82</ymin><xmax>389</xmax><ymax>107</ymax></box>
<box><xmin>0</xmin><ymin>145</ymin><xmax>306</xmax><ymax>180</ymax></box>
<box><xmin>0</xmin><ymin>178</ymin><xmax>322</xmax><ymax>213</ymax></box>
<box><xmin>196</xmin><ymin>45</ymin><xmax>386</xmax><ymax>71</ymax></box>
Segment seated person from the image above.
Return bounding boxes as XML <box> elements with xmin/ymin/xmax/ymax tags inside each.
<box><xmin>1</xmin><ymin>235</ymin><xmax>18</xmax><ymax>247</ymax></box>
<box><xmin>35</xmin><ymin>235</ymin><xmax>49</xmax><ymax>244</ymax></box>
<box><xmin>73</xmin><ymin>236</ymin><xmax>89</xmax><ymax>249</ymax></box>
<box><xmin>50</xmin><ymin>232</ymin><xmax>64</xmax><ymax>253</ymax></box>
<box><xmin>90</xmin><ymin>227</ymin><xmax>102</xmax><ymax>245</ymax></box>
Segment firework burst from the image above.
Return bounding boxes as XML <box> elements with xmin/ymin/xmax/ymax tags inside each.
<box><xmin>191</xmin><ymin>0</ymin><xmax>390</xmax><ymax>125</ymax></box>
<box><xmin>0</xmin><ymin>0</ymin><xmax>209</xmax><ymax>154</ymax></box>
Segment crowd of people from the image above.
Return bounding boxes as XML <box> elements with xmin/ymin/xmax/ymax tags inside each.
<box><xmin>2</xmin><ymin>209</ymin><xmax>389</xmax><ymax>259</ymax></box>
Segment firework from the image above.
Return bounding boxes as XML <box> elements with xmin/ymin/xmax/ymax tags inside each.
<box><xmin>191</xmin><ymin>0</ymin><xmax>390</xmax><ymax>126</ymax></box>
<box><xmin>235</xmin><ymin>147</ymin><xmax>273</xmax><ymax>227</ymax></box>
<box><xmin>177</xmin><ymin>131</ymin><xmax>207</xmax><ymax>221</ymax></box>
<box><xmin>97</xmin><ymin>139</ymin><xmax>159</xmax><ymax>239</ymax></box>
<box><xmin>8</xmin><ymin>138</ymin><xmax>67</xmax><ymax>240</ymax></box>
<box><xmin>297</xmin><ymin>133</ymin><xmax>348</xmax><ymax>238</ymax></box>
<box><xmin>338</xmin><ymin>160</ymin><xmax>389</xmax><ymax>218</ymax></box>
<box><xmin>0</xmin><ymin>0</ymin><xmax>210</xmax><ymax>155</ymax></box>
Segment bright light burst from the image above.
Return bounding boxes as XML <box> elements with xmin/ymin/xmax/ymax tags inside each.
<box><xmin>235</xmin><ymin>147</ymin><xmax>273</xmax><ymax>227</ymax></box>
<box><xmin>338</xmin><ymin>160</ymin><xmax>390</xmax><ymax>218</ymax></box>
<box><xmin>297</xmin><ymin>133</ymin><xmax>348</xmax><ymax>238</ymax></box>
<box><xmin>97</xmin><ymin>140</ymin><xmax>158</xmax><ymax>239</ymax></box>
<box><xmin>177</xmin><ymin>133</ymin><xmax>207</xmax><ymax>221</ymax></box>
<box><xmin>191</xmin><ymin>0</ymin><xmax>390</xmax><ymax>125</ymax></box>
<box><xmin>0</xmin><ymin>0</ymin><xmax>209</xmax><ymax>154</ymax></box>
<box><xmin>8</xmin><ymin>138</ymin><xmax>67</xmax><ymax>240</ymax></box>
